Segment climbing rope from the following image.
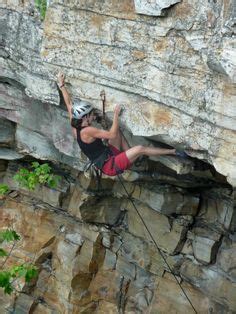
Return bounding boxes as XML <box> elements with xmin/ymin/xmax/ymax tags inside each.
<box><xmin>115</xmin><ymin>171</ymin><xmax>198</xmax><ymax>313</ymax></box>
<box><xmin>100</xmin><ymin>90</ymin><xmax>197</xmax><ymax>313</ymax></box>
<box><xmin>99</xmin><ymin>90</ymin><xmax>197</xmax><ymax>313</ymax></box>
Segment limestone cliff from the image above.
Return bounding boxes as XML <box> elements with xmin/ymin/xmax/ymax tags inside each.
<box><xmin>0</xmin><ymin>0</ymin><xmax>236</xmax><ymax>313</ymax></box>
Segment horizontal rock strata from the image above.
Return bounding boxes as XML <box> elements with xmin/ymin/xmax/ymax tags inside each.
<box><xmin>0</xmin><ymin>0</ymin><xmax>236</xmax><ymax>313</ymax></box>
<box><xmin>0</xmin><ymin>164</ymin><xmax>235</xmax><ymax>313</ymax></box>
<box><xmin>0</xmin><ymin>0</ymin><xmax>235</xmax><ymax>184</ymax></box>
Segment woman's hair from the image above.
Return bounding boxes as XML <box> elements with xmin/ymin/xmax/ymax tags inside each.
<box><xmin>71</xmin><ymin>110</ymin><xmax>94</xmax><ymax>129</ymax></box>
<box><xmin>71</xmin><ymin>117</ymin><xmax>83</xmax><ymax>129</ymax></box>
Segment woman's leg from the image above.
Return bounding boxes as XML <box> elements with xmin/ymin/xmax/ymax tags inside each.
<box><xmin>125</xmin><ymin>145</ymin><xmax>176</xmax><ymax>164</ymax></box>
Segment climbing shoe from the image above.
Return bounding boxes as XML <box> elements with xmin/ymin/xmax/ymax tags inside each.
<box><xmin>175</xmin><ymin>150</ymin><xmax>188</xmax><ymax>158</ymax></box>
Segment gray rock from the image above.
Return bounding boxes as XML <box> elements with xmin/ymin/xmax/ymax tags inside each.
<box><xmin>0</xmin><ymin>148</ymin><xmax>23</xmax><ymax>160</ymax></box>
<box><xmin>0</xmin><ymin>1</ymin><xmax>236</xmax><ymax>311</ymax></box>
<box><xmin>116</xmin><ymin>256</ymin><xmax>136</xmax><ymax>280</ymax></box>
<box><xmin>0</xmin><ymin>118</ymin><xmax>15</xmax><ymax>146</ymax></box>
<box><xmin>187</xmin><ymin>227</ymin><xmax>222</xmax><ymax>264</ymax></box>
<box><xmin>0</xmin><ymin>1</ymin><xmax>236</xmax><ymax>184</ymax></box>
<box><xmin>65</xmin><ymin>232</ymin><xmax>84</xmax><ymax>246</ymax></box>
<box><xmin>217</xmin><ymin>237</ymin><xmax>236</xmax><ymax>282</ymax></box>
<box><xmin>207</xmin><ymin>38</ymin><xmax>236</xmax><ymax>83</ymax></box>
<box><xmin>192</xmin><ymin>235</ymin><xmax>220</xmax><ymax>264</ymax></box>
<box><xmin>134</xmin><ymin>0</ymin><xmax>181</xmax><ymax>16</ymax></box>
<box><xmin>79</xmin><ymin>196</ymin><xmax>123</xmax><ymax>225</ymax></box>
<box><xmin>181</xmin><ymin>260</ymin><xmax>236</xmax><ymax>311</ymax></box>
<box><xmin>113</xmin><ymin>181</ymin><xmax>199</xmax><ymax>215</ymax></box>
<box><xmin>197</xmin><ymin>190</ymin><xmax>234</xmax><ymax>232</ymax></box>
<box><xmin>101</xmin><ymin>249</ymin><xmax>117</xmax><ymax>271</ymax></box>
<box><xmin>125</xmin><ymin>200</ymin><xmax>191</xmax><ymax>254</ymax></box>
<box><xmin>13</xmin><ymin>294</ymin><xmax>35</xmax><ymax>314</ymax></box>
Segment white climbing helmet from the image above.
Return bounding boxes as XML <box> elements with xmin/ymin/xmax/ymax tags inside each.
<box><xmin>71</xmin><ymin>99</ymin><xmax>93</xmax><ymax>120</ymax></box>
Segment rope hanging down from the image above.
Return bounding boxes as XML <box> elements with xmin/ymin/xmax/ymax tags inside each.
<box><xmin>99</xmin><ymin>90</ymin><xmax>197</xmax><ymax>313</ymax></box>
<box><xmin>115</xmin><ymin>173</ymin><xmax>198</xmax><ymax>314</ymax></box>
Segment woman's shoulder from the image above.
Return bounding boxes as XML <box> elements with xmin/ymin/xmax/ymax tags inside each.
<box><xmin>82</xmin><ymin>126</ymin><xmax>99</xmax><ymax>135</ymax></box>
<box><xmin>80</xmin><ymin>126</ymin><xmax>98</xmax><ymax>143</ymax></box>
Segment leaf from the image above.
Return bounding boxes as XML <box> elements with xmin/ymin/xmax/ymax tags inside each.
<box><xmin>47</xmin><ymin>175</ymin><xmax>61</xmax><ymax>189</ymax></box>
<box><xmin>0</xmin><ymin>271</ymin><xmax>11</xmax><ymax>287</ymax></box>
<box><xmin>38</xmin><ymin>174</ymin><xmax>49</xmax><ymax>184</ymax></box>
<box><xmin>31</xmin><ymin>161</ymin><xmax>40</xmax><ymax>168</ymax></box>
<box><xmin>17</xmin><ymin>266</ymin><xmax>27</xmax><ymax>278</ymax></box>
<box><xmin>40</xmin><ymin>163</ymin><xmax>51</xmax><ymax>174</ymax></box>
<box><xmin>19</xmin><ymin>168</ymin><xmax>30</xmax><ymax>176</ymax></box>
<box><xmin>13</xmin><ymin>162</ymin><xmax>59</xmax><ymax>191</ymax></box>
<box><xmin>4</xmin><ymin>283</ymin><xmax>13</xmax><ymax>294</ymax></box>
<box><xmin>11</xmin><ymin>230</ymin><xmax>20</xmax><ymax>241</ymax></box>
<box><xmin>10</xmin><ymin>264</ymin><xmax>26</xmax><ymax>277</ymax></box>
<box><xmin>0</xmin><ymin>248</ymin><xmax>7</xmax><ymax>257</ymax></box>
<box><xmin>0</xmin><ymin>271</ymin><xmax>13</xmax><ymax>294</ymax></box>
<box><xmin>0</xmin><ymin>230</ymin><xmax>20</xmax><ymax>242</ymax></box>
<box><xmin>0</xmin><ymin>184</ymin><xmax>9</xmax><ymax>196</ymax></box>
<box><xmin>13</xmin><ymin>174</ymin><xmax>19</xmax><ymax>181</ymax></box>
<box><xmin>54</xmin><ymin>175</ymin><xmax>61</xmax><ymax>183</ymax></box>
<box><xmin>35</xmin><ymin>0</ymin><xmax>40</xmax><ymax>9</ymax></box>
<box><xmin>13</xmin><ymin>168</ymin><xmax>31</xmax><ymax>189</ymax></box>
<box><xmin>25</xmin><ymin>266</ymin><xmax>38</xmax><ymax>282</ymax></box>
<box><xmin>27</xmin><ymin>173</ymin><xmax>37</xmax><ymax>190</ymax></box>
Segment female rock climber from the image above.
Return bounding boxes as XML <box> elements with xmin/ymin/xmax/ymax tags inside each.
<box><xmin>57</xmin><ymin>72</ymin><xmax>186</xmax><ymax>176</ymax></box>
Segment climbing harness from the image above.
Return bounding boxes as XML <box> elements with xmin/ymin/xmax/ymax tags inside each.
<box><xmin>83</xmin><ymin>147</ymin><xmax>113</xmax><ymax>190</ymax></box>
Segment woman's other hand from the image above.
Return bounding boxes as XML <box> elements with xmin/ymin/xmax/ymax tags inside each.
<box><xmin>114</xmin><ymin>104</ymin><xmax>121</xmax><ymax>116</ymax></box>
<box><xmin>57</xmin><ymin>72</ymin><xmax>65</xmax><ymax>88</ymax></box>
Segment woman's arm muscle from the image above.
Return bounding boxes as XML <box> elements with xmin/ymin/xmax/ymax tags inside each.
<box><xmin>57</xmin><ymin>72</ymin><xmax>76</xmax><ymax>137</ymax></box>
<box><xmin>83</xmin><ymin>127</ymin><xmax>116</xmax><ymax>140</ymax></box>
<box><xmin>83</xmin><ymin>105</ymin><xmax>121</xmax><ymax>140</ymax></box>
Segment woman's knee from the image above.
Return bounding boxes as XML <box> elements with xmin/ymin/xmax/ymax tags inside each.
<box><xmin>134</xmin><ymin>145</ymin><xmax>145</xmax><ymax>154</ymax></box>
<box><xmin>125</xmin><ymin>145</ymin><xmax>145</xmax><ymax>162</ymax></box>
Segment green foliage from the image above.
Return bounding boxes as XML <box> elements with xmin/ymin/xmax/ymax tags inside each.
<box><xmin>0</xmin><ymin>230</ymin><xmax>20</xmax><ymax>243</ymax></box>
<box><xmin>0</xmin><ymin>264</ymin><xmax>38</xmax><ymax>294</ymax></box>
<box><xmin>0</xmin><ymin>271</ymin><xmax>13</xmax><ymax>294</ymax></box>
<box><xmin>10</xmin><ymin>264</ymin><xmax>38</xmax><ymax>282</ymax></box>
<box><xmin>13</xmin><ymin>162</ymin><xmax>61</xmax><ymax>191</ymax></box>
<box><xmin>0</xmin><ymin>229</ymin><xmax>38</xmax><ymax>294</ymax></box>
<box><xmin>0</xmin><ymin>249</ymin><xmax>7</xmax><ymax>257</ymax></box>
<box><xmin>25</xmin><ymin>266</ymin><xmax>38</xmax><ymax>282</ymax></box>
<box><xmin>35</xmin><ymin>0</ymin><xmax>47</xmax><ymax>20</ymax></box>
<box><xmin>0</xmin><ymin>161</ymin><xmax>60</xmax><ymax>294</ymax></box>
<box><xmin>0</xmin><ymin>184</ymin><xmax>9</xmax><ymax>196</ymax></box>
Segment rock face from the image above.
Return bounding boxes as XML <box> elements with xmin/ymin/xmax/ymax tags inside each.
<box><xmin>0</xmin><ymin>0</ymin><xmax>235</xmax><ymax>184</ymax></box>
<box><xmin>0</xmin><ymin>0</ymin><xmax>236</xmax><ymax>313</ymax></box>
<box><xmin>0</xmin><ymin>163</ymin><xmax>235</xmax><ymax>313</ymax></box>
<box><xmin>134</xmin><ymin>0</ymin><xmax>182</xmax><ymax>16</ymax></box>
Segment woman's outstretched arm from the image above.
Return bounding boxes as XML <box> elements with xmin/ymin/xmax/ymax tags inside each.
<box><xmin>83</xmin><ymin>105</ymin><xmax>121</xmax><ymax>140</ymax></box>
<box><xmin>57</xmin><ymin>72</ymin><xmax>77</xmax><ymax>138</ymax></box>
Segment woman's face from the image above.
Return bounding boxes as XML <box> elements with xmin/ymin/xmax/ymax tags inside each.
<box><xmin>87</xmin><ymin>110</ymin><xmax>96</xmax><ymax>124</ymax></box>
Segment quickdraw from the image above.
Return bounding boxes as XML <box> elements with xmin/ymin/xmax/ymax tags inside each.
<box><xmin>100</xmin><ymin>90</ymin><xmax>108</xmax><ymax>130</ymax></box>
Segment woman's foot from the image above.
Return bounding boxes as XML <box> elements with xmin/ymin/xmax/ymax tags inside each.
<box><xmin>175</xmin><ymin>149</ymin><xmax>188</xmax><ymax>158</ymax></box>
